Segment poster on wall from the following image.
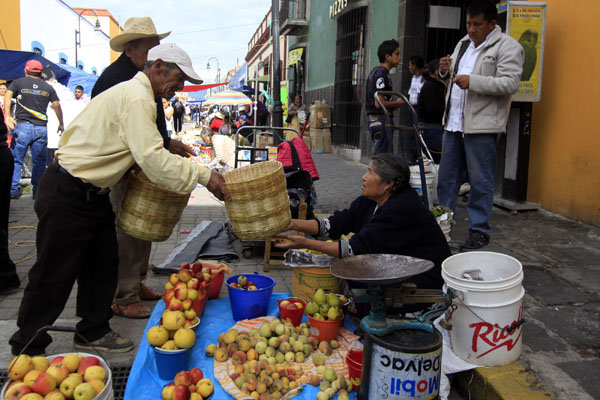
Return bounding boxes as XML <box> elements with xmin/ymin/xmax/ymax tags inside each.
<box><xmin>503</xmin><ymin>1</ymin><xmax>547</xmax><ymax>102</ymax></box>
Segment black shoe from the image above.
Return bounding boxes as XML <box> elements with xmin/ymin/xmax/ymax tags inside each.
<box><xmin>460</xmin><ymin>230</ymin><xmax>490</xmax><ymax>250</ymax></box>
<box><xmin>0</xmin><ymin>278</ymin><xmax>20</xmax><ymax>295</ymax></box>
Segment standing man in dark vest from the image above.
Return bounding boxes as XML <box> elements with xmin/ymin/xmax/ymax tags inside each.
<box><xmin>92</xmin><ymin>17</ymin><xmax>194</xmax><ymax>318</ymax></box>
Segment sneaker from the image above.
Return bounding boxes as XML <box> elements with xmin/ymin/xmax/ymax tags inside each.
<box><xmin>460</xmin><ymin>230</ymin><xmax>490</xmax><ymax>250</ymax></box>
<box><xmin>73</xmin><ymin>331</ymin><xmax>133</xmax><ymax>353</ymax></box>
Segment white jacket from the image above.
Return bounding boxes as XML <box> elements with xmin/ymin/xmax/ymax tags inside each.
<box><xmin>442</xmin><ymin>26</ymin><xmax>524</xmax><ymax>134</ymax></box>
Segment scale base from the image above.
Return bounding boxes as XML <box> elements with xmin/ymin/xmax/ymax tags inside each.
<box><xmin>359</xmin><ymin>314</ymin><xmax>433</xmax><ymax>336</ymax></box>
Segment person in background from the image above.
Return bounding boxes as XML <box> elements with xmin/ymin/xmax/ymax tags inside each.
<box><xmin>163</xmin><ymin>97</ymin><xmax>174</xmax><ymax>137</ymax></box>
<box><xmin>171</xmin><ymin>97</ymin><xmax>185</xmax><ymax>133</ymax></box>
<box><xmin>200</xmin><ymin>127</ymin><xmax>236</xmax><ymax>170</ymax></box>
<box><xmin>0</xmin><ymin>83</ymin><xmax>7</xmax><ymax>111</ymax></box>
<box><xmin>408</xmin><ymin>55</ymin><xmax>425</xmax><ymax>107</ymax></box>
<box><xmin>254</xmin><ymin>95</ymin><xmax>269</xmax><ymax>126</ymax></box>
<box><xmin>9</xmin><ymin>43</ymin><xmax>230</xmax><ymax>356</ymax></box>
<box><xmin>209</xmin><ymin>112</ymin><xmax>224</xmax><ymax>133</ymax></box>
<box><xmin>218</xmin><ymin>112</ymin><xmax>234</xmax><ymax>135</ymax></box>
<box><xmin>287</xmin><ymin>94</ymin><xmax>306</xmax><ymax>135</ymax></box>
<box><xmin>437</xmin><ymin>0</ymin><xmax>523</xmax><ymax>250</ymax></box>
<box><xmin>365</xmin><ymin>39</ymin><xmax>405</xmax><ymax>155</ymax></box>
<box><xmin>415</xmin><ymin>59</ymin><xmax>445</xmax><ymax>164</ymax></box>
<box><xmin>91</xmin><ymin>17</ymin><xmax>193</xmax><ymax>319</ymax></box>
<box><xmin>0</xmin><ymin>106</ymin><xmax>19</xmax><ymax>295</ymax></box>
<box><xmin>4</xmin><ymin>60</ymin><xmax>64</xmax><ymax>199</ymax></box>
<box><xmin>74</xmin><ymin>85</ymin><xmax>90</xmax><ymax>104</ymax></box>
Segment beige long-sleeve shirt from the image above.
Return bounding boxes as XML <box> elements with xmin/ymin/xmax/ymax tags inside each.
<box><xmin>56</xmin><ymin>72</ymin><xmax>210</xmax><ymax>193</ymax></box>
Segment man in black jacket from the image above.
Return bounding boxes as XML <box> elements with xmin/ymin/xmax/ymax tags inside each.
<box><xmin>92</xmin><ymin>17</ymin><xmax>195</xmax><ymax>318</ymax></box>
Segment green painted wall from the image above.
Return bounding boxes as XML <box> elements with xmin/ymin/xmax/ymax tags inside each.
<box><xmin>306</xmin><ymin>1</ymin><xmax>337</xmax><ymax>90</ymax></box>
<box><xmin>369</xmin><ymin>0</ymin><xmax>400</xmax><ymax>72</ymax></box>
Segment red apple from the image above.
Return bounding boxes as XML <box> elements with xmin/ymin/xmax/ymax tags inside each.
<box><xmin>5</xmin><ymin>382</ymin><xmax>33</xmax><ymax>400</ymax></box>
<box><xmin>285</xmin><ymin>303</ymin><xmax>299</xmax><ymax>310</ymax></box>
<box><xmin>46</xmin><ymin>364</ymin><xmax>69</xmax><ymax>384</ymax></box>
<box><xmin>32</xmin><ymin>372</ymin><xmax>57</xmax><ymax>395</ymax></box>
<box><xmin>229</xmin><ymin>283</ymin><xmax>239</xmax><ymax>288</ymax></box>
<box><xmin>163</xmin><ymin>289</ymin><xmax>175</xmax><ymax>305</ymax></box>
<box><xmin>178</xmin><ymin>269</ymin><xmax>193</xmax><ymax>283</ymax></box>
<box><xmin>169</xmin><ymin>273</ymin><xmax>179</xmax><ymax>285</ymax></box>
<box><xmin>173</xmin><ymin>384</ymin><xmax>190</xmax><ymax>400</ymax></box>
<box><xmin>174</xmin><ymin>287</ymin><xmax>188</xmax><ymax>301</ymax></box>
<box><xmin>77</xmin><ymin>357</ymin><xmax>100</xmax><ymax>375</ymax></box>
<box><xmin>49</xmin><ymin>356</ymin><xmax>64</xmax><ymax>366</ymax></box>
<box><xmin>189</xmin><ymin>368</ymin><xmax>203</xmax><ymax>384</ymax></box>
<box><xmin>187</xmin><ymin>278</ymin><xmax>200</xmax><ymax>290</ymax></box>
<box><xmin>175</xmin><ymin>281</ymin><xmax>187</xmax><ymax>290</ymax></box>
<box><xmin>174</xmin><ymin>371</ymin><xmax>192</xmax><ymax>386</ymax></box>
<box><xmin>182</xmin><ymin>298</ymin><xmax>193</xmax><ymax>310</ymax></box>
<box><xmin>180</xmin><ymin>262</ymin><xmax>191</xmax><ymax>270</ymax></box>
<box><xmin>191</xmin><ymin>261</ymin><xmax>203</xmax><ymax>273</ymax></box>
<box><xmin>247</xmin><ymin>281</ymin><xmax>255</xmax><ymax>287</ymax></box>
<box><xmin>193</xmin><ymin>272</ymin><xmax>204</xmax><ymax>282</ymax></box>
<box><xmin>168</xmin><ymin>298</ymin><xmax>183</xmax><ymax>311</ymax></box>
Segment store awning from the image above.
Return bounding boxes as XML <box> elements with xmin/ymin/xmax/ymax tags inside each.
<box><xmin>180</xmin><ymin>81</ymin><xmax>229</xmax><ymax>93</ymax></box>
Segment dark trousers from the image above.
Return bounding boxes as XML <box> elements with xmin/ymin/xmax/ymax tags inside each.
<box><xmin>9</xmin><ymin>164</ymin><xmax>118</xmax><ymax>355</ymax></box>
<box><xmin>0</xmin><ymin>146</ymin><xmax>19</xmax><ymax>288</ymax></box>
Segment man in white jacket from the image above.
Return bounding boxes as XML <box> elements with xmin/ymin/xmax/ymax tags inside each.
<box><xmin>437</xmin><ymin>0</ymin><xmax>523</xmax><ymax>250</ymax></box>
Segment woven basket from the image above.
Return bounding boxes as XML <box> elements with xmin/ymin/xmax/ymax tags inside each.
<box><xmin>117</xmin><ymin>170</ymin><xmax>191</xmax><ymax>242</ymax></box>
<box><xmin>224</xmin><ymin>161</ymin><xmax>291</xmax><ymax>240</ymax></box>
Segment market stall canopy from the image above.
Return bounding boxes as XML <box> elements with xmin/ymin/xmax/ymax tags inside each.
<box><xmin>0</xmin><ymin>49</ymin><xmax>70</xmax><ymax>84</ymax></box>
<box><xmin>55</xmin><ymin>63</ymin><xmax>98</xmax><ymax>95</ymax></box>
<box><xmin>203</xmin><ymin>90</ymin><xmax>253</xmax><ymax>106</ymax></box>
<box><xmin>180</xmin><ymin>82</ymin><xmax>229</xmax><ymax>93</ymax></box>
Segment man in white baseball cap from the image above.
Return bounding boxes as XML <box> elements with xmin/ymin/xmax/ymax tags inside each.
<box><xmin>9</xmin><ymin>42</ymin><xmax>228</xmax><ymax>356</ymax></box>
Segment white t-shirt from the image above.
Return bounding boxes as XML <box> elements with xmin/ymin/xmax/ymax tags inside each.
<box><xmin>408</xmin><ymin>74</ymin><xmax>425</xmax><ymax>105</ymax></box>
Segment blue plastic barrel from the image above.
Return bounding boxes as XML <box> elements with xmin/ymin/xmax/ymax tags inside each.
<box><xmin>153</xmin><ymin>346</ymin><xmax>191</xmax><ymax>380</ymax></box>
<box><xmin>226</xmin><ymin>273</ymin><xmax>276</xmax><ymax>321</ymax></box>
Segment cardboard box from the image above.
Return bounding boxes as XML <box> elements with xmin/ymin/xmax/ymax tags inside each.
<box><xmin>256</xmin><ymin>132</ymin><xmax>273</xmax><ymax>149</ymax></box>
<box><xmin>309</xmin><ymin>101</ymin><xmax>332</xmax><ymax>129</ymax></box>
<box><xmin>309</xmin><ymin>128</ymin><xmax>331</xmax><ymax>154</ymax></box>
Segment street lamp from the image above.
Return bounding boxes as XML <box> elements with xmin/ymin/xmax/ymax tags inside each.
<box><xmin>75</xmin><ymin>9</ymin><xmax>102</xmax><ymax>69</ymax></box>
<box><xmin>206</xmin><ymin>57</ymin><xmax>220</xmax><ymax>86</ymax></box>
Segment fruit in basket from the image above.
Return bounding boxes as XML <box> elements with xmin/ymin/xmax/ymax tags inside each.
<box><xmin>327</xmin><ymin>293</ymin><xmax>340</xmax><ymax>307</ymax></box>
<box><xmin>61</xmin><ymin>354</ymin><xmax>81</xmax><ymax>373</ymax></box>
<box><xmin>45</xmin><ymin>391</ymin><xmax>65</xmax><ymax>400</ymax></box>
<box><xmin>83</xmin><ymin>365</ymin><xmax>106</xmax><ymax>383</ymax></box>
<box><xmin>189</xmin><ymin>368</ymin><xmax>204</xmax><ymax>384</ymax></box>
<box><xmin>60</xmin><ymin>374</ymin><xmax>83</xmax><ymax>397</ymax></box>
<box><xmin>174</xmin><ymin>371</ymin><xmax>192</xmax><ymax>386</ymax></box>
<box><xmin>77</xmin><ymin>357</ymin><xmax>100</xmax><ymax>375</ymax></box>
<box><xmin>7</xmin><ymin>354</ymin><xmax>35</xmax><ymax>380</ymax></box>
<box><xmin>23</xmin><ymin>369</ymin><xmax>41</xmax><ymax>386</ymax></box>
<box><xmin>305</xmin><ymin>301</ymin><xmax>319</xmax><ymax>316</ymax></box>
<box><xmin>46</xmin><ymin>364</ymin><xmax>70</xmax><ymax>385</ymax></box>
<box><xmin>32</xmin><ymin>372</ymin><xmax>57</xmax><ymax>395</ymax></box>
<box><xmin>314</xmin><ymin>289</ymin><xmax>327</xmax><ymax>306</ymax></box>
<box><xmin>31</xmin><ymin>356</ymin><xmax>49</xmax><ymax>372</ymax></box>
<box><xmin>327</xmin><ymin>306</ymin><xmax>342</xmax><ymax>321</ymax></box>
<box><xmin>238</xmin><ymin>276</ymin><xmax>248</xmax><ymax>287</ymax></box>
<box><xmin>173</xmin><ymin>328</ymin><xmax>196</xmax><ymax>349</ymax></box>
<box><xmin>196</xmin><ymin>379</ymin><xmax>214</xmax><ymax>399</ymax></box>
<box><xmin>73</xmin><ymin>383</ymin><xmax>97</xmax><ymax>400</ymax></box>
<box><xmin>163</xmin><ymin>310</ymin><xmax>186</xmax><ymax>330</ymax></box>
<box><xmin>87</xmin><ymin>379</ymin><xmax>105</xmax><ymax>395</ymax></box>
<box><xmin>5</xmin><ymin>382</ymin><xmax>33</xmax><ymax>400</ymax></box>
<box><xmin>161</xmin><ymin>340</ymin><xmax>178</xmax><ymax>350</ymax></box>
<box><xmin>18</xmin><ymin>394</ymin><xmax>44</xmax><ymax>400</ymax></box>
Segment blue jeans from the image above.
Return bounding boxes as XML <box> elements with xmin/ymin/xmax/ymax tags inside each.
<box><xmin>368</xmin><ymin>114</ymin><xmax>393</xmax><ymax>155</ymax></box>
<box><xmin>410</xmin><ymin>128</ymin><xmax>444</xmax><ymax>163</ymax></box>
<box><xmin>11</xmin><ymin>122</ymin><xmax>48</xmax><ymax>196</ymax></box>
<box><xmin>436</xmin><ymin>131</ymin><xmax>497</xmax><ymax>236</ymax></box>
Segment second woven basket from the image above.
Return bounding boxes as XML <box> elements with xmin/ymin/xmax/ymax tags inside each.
<box><xmin>223</xmin><ymin>161</ymin><xmax>291</xmax><ymax>240</ymax></box>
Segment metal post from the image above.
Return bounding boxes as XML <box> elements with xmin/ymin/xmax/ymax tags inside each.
<box><xmin>271</xmin><ymin>0</ymin><xmax>283</xmax><ymax>143</ymax></box>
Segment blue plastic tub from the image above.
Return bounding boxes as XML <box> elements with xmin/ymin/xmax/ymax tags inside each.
<box><xmin>153</xmin><ymin>346</ymin><xmax>191</xmax><ymax>380</ymax></box>
<box><xmin>226</xmin><ymin>273</ymin><xmax>276</xmax><ymax>321</ymax></box>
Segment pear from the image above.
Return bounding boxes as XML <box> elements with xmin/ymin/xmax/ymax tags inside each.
<box><xmin>314</xmin><ymin>289</ymin><xmax>327</xmax><ymax>305</ymax></box>
<box><xmin>327</xmin><ymin>305</ymin><xmax>341</xmax><ymax>321</ymax></box>
<box><xmin>305</xmin><ymin>301</ymin><xmax>319</xmax><ymax>316</ymax></box>
<box><xmin>327</xmin><ymin>293</ymin><xmax>340</xmax><ymax>307</ymax></box>
<box><xmin>319</xmin><ymin>303</ymin><xmax>330</xmax><ymax>315</ymax></box>
<box><xmin>313</xmin><ymin>313</ymin><xmax>325</xmax><ymax>321</ymax></box>
<box><xmin>324</xmin><ymin>367</ymin><xmax>337</xmax><ymax>382</ymax></box>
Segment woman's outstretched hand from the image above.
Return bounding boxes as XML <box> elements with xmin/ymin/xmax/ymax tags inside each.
<box><xmin>273</xmin><ymin>235</ymin><xmax>308</xmax><ymax>250</ymax></box>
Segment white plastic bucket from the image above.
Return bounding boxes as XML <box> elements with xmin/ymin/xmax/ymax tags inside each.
<box><xmin>409</xmin><ymin>165</ymin><xmax>435</xmax><ymax>209</ymax></box>
<box><xmin>442</xmin><ymin>252</ymin><xmax>525</xmax><ymax>366</ymax></box>
<box><xmin>1</xmin><ymin>352</ymin><xmax>113</xmax><ymax>400</ymax></box>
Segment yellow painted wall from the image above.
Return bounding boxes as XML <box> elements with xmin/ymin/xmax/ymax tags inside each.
<box><xmin>109</xmin><ymin>19</ymin><xmax>122</xmax><ymax>63</ymax></box>
<box><xmin>1</xmin><ymin>0</ymin><xmax>21</xmax><ymax>50</ymax></box>
<box><xmin>528</xmin><ymin>0</ymin><xmax>600</xmax><ymax>226</ymax></box>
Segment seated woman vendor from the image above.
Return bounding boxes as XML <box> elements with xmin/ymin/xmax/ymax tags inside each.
<box><xmin>275</xmin><ymin>153</ymin><xmax>451</xmax><ymax>291</ymax></box>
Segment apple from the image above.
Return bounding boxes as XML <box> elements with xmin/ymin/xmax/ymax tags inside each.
<box><xmin>169</xmin><ymin>273</ymin><xmax>179</xmax><ymax>285</ymax></box>
<box><xmin>86</xmin><ymin>379</ymin><xmax>104</xmax><ymax>395</ymax></box>
<box><xmin>191</xmin><ymin>262</ymin><xmax>203</xmax><ymax>273</ymax></box>
<box><xmin>83</xmin><ymin>365</ymin><xmax>106</xmax><ymax>382</ymax></box>
<box><xmin>49</xmin><ymin>357</ymin><xmax>64</xmax><ymax>366</ymax></box>
<box><xmin>173</xmin><ymin>384</ymin><xmax>190</xmax><ymax>400</ymax></box>
<box><xmin>174</xmin><ymin>281</ymin><xmax>187</xmax><ymax>290</ymax></box>
<box><xmin>46</xmin><ymin>365</ymin><xmax>69</xmax><ymax>384</ymax></box>
<box><xmin>196</xmin><ymin>379</ymin><xmax>214</xmax><ymax>399</ymax></box>
<box><xmin>19</xmin><ymin>394</ymin><xmax>44</xmax><ymax>400</ymax></box>
<box><xmin>31</xmin><ymin>356</ymin><xmax>50</xmax><ymax>372</ymax></box>
<box><xmin>4</xmin><ymin>382</ymin><xmax>33</xmax><ymax>400</ymax></box>
<box><xmin>44</xmin><ymin>390</ymin><xmax>66</xmax><ymax>400</ymax></box>
<box><xmin>188</xmin><ymin>368</ymin><xmax>203</xmax><ymax>384</ymax></box>
<box><xmin>76</xmin><ymin>357</ymin><xmax>100</xmax><ymax>375</ymax></box>
<box><xmin>180</xmin><ymin>262</ymin><xmax>191</xmax><ymax>270</ymax></box>
<box><xmin>229</xmin><ymin>283</ymin><xmax>239</xmax><ymax>288</ymax></box>
<box><xmin>189</xmin><ymin>393</ymin><xmax>202</xmax><ymax>400</ymax></box>
<box><xmin>164</xmin><ymin>282</ymin><xmax>174</xmax><ymax>291</ymax></box>
<box><xmin>168</xmin><ymin>298</ymin><xmax>184</xmax><ymax>311</ymax></box>
<box><xmin>7</xmin><ymin>354</ymin><xmax>35</xmax><ymax>380</ymax></box>
<box><xmin>202</xmin><ymin>273</ymin><xmax>211</xmax><ymax>282</ymax></box>
<box><xmin>59</xmin><ymin>374</ymin><xmax>83</xmax><ymax>398</ymax></box>
<box><xmin>193</xmin><ymin>272</ymin><xmax>204</xmax><ymax>282</ymax></box>
<box><xmin>186</xmin><ymin>288</ymin><xmax>198</xmax><ymax>300</ymax></box>
<box><xmin>248</xmin><ymin>286</ymin><xmax>257</xmax><ymax>291</ymax></box>
<box><xmin>173</xmin><ymin>328</ymin><xmax>196</xmax><ymax>349</ymax></box>
<box><xmin>24</xmin><ymin>369</ymin><xmax>42</xmax><ymax>386</ymax></box>
<box><xmin>184</xmin><ymin>309</ymin><xmax>197</xmax><ymax>320</ymax></box>
<box><xmin>174</xmin><ymin>371</ymin><xmax>192</xmax><ymax>386</ymax></box>
<box><xmin>161</xmin><ymin>384</ymin><xmax>175</xmax><ymax>400</ymax></box>
<box><xmin>279</xmin><ymin>300</ymin><xmax>290</xmax><ymax>308</ymax></box>
<box><xmin>32</xmin><ymin>372</ymin><xmax>57</xmax><ymax>395</ymax></box>
<box><xmin>237</xmin><ymin>276</ymin><xmax>248</xmax><ymax>287</ymax></box>
<box><xmin>182</xmin><ymin>298</ymin><xmax>193</xmax><ymax>310</ymax></box>
<box><xmin>163</xmin><ymin>310</ymin><xmax>186</xmax><ymax>331</ymax></box>
<box><xmin>247</xmin><ymin>281</ymin><xmax>255</xmax><ymax>287</ymax></box>
<box><xmin>72</xmin><ymin>383</ymin><xmax>96</xmax><ymax>400</ymax></box>
<box><xmin>174</xmin><ymin>287</ymin><xmax>188</xmax><ymax>301</ymax></box>
<box><xmin>163</xmin><ymin>289</ymin><xmax>175</xmax><ymax>305</ymax></box>
<box><xmin>178</xmin><ymin>269</ymin><xmax>193</xmax><ymax>283</ymax></box>
<box><xmin>285</xmin><ymin>303</ymin><xmax>299</xmax><ymax>310</ymax></box>
<box><xmin>61</xmin><ymin>354</ymin><xmax>80</xmax><ymax>373</ymax></box>
<box><xmin>294</xmin><ymin>302</ymin><xmax>304</xmax><ymax>309</ymax></box>
<box><xmin>187</xmin><ymin>278</ymin><xmax>200</xmax><ymax>290</ymax></box>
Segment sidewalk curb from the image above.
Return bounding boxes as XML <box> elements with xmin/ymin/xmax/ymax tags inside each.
<box><xmin>454</xmin><ymin>362</ymin><xmax>555</xmax><ymax>400</ymax></box>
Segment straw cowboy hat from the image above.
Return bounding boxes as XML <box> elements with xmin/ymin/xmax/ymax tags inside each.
<box><xmin>110</xmin><ymin>17</ymin><xmax>171</xmax><ymax>52</ymax></box>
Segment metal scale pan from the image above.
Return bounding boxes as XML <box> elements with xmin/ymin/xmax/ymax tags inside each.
<box><xmin>330</xmin><ymin>254</ymin><xmax>434</xmax><ymax>285</ymax></box>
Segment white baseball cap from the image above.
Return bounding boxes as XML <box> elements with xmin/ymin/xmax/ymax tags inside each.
<box><xmin>147</xmin><ymin>43</ymin><xmax>203</xmax><ymax>84</ymax></box>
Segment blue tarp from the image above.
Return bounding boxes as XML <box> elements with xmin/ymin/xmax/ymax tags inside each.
<box><xmin>0</xmin><ymin>49</ymin><xmax>98</xmax><ymax>95</ymax></box>
<box><xmin>124</xmin><ymin>293</ymin><xmax>358</xmax><ymax>400</ymax></box>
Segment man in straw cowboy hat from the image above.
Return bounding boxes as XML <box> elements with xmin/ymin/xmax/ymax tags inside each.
<box><xmin>9</xmin><ymin>43</ymin><xmax>231</xmax><ymax>355</ymax></box>
<box><xmin>93</xmin><ymin>17</ymin><xmax>195</xmax><ymax>319</ymax></box>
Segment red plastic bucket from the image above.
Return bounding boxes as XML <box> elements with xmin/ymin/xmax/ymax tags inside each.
<box><xmin>191</xmin><ymin>289</ymin><xmax>208</xmax><ymax>316</ymax></box>
<box><xmin>346</xmin><ymin>350</ymin><xmax>363</xmax><ymax>391</ymax></box>
<box><xmin>278</xmin><ymin>298</ymin><xmax>306</xmax><ymax>326</ymax></box>
<box><xmin>208</xmin><ymin>270</ymin><xmax>225</xmax><ymax>299</ymax></box>
<box><xmin>307</xmin><ymin>313</ymin><xmax>344</xmax><ymax>342</ymax></box>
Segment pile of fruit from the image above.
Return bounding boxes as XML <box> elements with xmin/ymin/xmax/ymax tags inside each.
<box><xmin>306</xmin><ymin>367</ymin><xmax>352</xmax><ymax>400</ymax></box>
<box><xmin>147</xmin><ymin>310</ymin><xmax>197</xmax><ymax>350</ymax></box>
<box><xmin>305</xmin><ymin>289</ymin><xmax>346</xmax><ymax>321</ymax></box>
<box><xmin>227</xmin><ymin>275</ymin><xmax>257</xmax><ymax>291</ymax></box>
<box><xmin>5</xmin><ymin>353</ymin><xmax>108</xmax><ymax>400</ymax></box>
<box><xmin>206</xmin><ymin>319</ymin><xmax>326</xmax><ymax>399</ymax></box>
<box><xmin>278</xmin><ymin>299</ymin><xmax>304</xmax><ymax>312</ymax></box>
<box><xmin>160</xmin><ymin>368</ymin><xmax>214</xmax><ymax>400</ymax></box>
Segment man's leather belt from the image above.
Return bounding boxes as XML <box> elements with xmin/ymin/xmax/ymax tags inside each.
<box><xmin>56</xmin><ymin>164</ymin><xmax>110</xmax><ymax>195</ymax></box>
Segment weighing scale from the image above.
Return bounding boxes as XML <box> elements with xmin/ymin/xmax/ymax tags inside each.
<box><xmin>331</xmin><ymin>254</ymin><xmax>454</xmax><ymax>400</ymax></box>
